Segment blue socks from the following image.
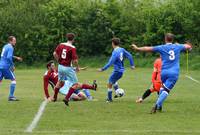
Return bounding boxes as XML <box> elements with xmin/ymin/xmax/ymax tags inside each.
<box><xmin>83</xmin><ymin>89</ymin><xmax>92</xmax><ymax>99</ymax></box>
<box><xmin>113</xmin><ymin>82</ymin><xmax>119</xmax><ymax>91</ymax></box>
<box><xmin>156</xmin><ymin>89</ymin><xmax>169</xmax><ymax>108</ymax></box>
<box><xmin>9</xmin><ymin>83</ymin><xmax>16</xmax><ymax>97</ymax></box>
<box><xmin>108</xmin><ymin>89</ymin><xmax>112</xmax><ymax>101</ymax></box>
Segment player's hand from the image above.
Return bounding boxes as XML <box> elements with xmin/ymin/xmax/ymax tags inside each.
<box><xmin>97</xmin><ymin>68</ymin><xmax>103</xmax><ymax>72</ymax></box>
<box><xmin>131</xmin><ymin>66</ymin><xmax>135</xmax><ymax>70</ymax></box>
<box><xmin>16</xmin><ymin>56</ymin><xmax>23</xmax><ymax>62</ymax></box>
<box><xmin>130</xmin><ymin>44</ymin><xmax>138</xmax><ymax>50</ymax></box>
<box><xmin>75</xmin><ymin>67</ymin><xmax>80</xmax><ymax>72</ymax></box>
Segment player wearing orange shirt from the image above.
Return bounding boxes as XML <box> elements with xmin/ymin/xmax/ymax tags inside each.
<box><xmin>136</xmin><ymin>57</ymin><xmax>162</xmax><ymax>103</ymax></box>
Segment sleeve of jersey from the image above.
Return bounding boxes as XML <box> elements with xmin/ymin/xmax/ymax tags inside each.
<box><xmin>152</xmin><ymin>45</ymin><xmax>162</xmax><ymax>53</ymax></box>
<box><xmin>72</xmin><ymin>48</ymin><xmax>78</xmax><ymax>60</ymax></box>
<box><xmin>102</xmin><ymin>53</ymin><xmax>116</xmax><ymax>71</ymax></box>
<box><xmin>55</xmin><ymin>45</ymin><xmax>60</xmax><ymax>55</ymax></box>
<box><xmin>43</xmin><ymin>76</ymin><xmax>50</xmax><ymax>98</ymax></box>
<box><xmin>124</xmin><ymin>49</ymin><xmax>134</xmax><ymax>66</ymax></box>
<box><xmin>179</xmin><ymin>44</ymin><xmax>186</xmax><ymax>52</ymax></box>
<box><xmin>7</xmin><ymin>47</ymin><xmax>14</xmax><ymax>67</ymax></box>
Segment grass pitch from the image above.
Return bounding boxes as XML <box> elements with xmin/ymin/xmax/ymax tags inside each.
<box><xmin>0</xmin><ymin>68</ymin><xmax>200</xmax><ymax>135</ymax></box>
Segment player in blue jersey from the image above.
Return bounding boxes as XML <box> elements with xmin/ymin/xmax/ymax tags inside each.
<box><xmin>131</xmin><ymin>33</ymin><xmax>192</xmax><ymax>113</ymax></box>
<box><xmin>0</xmin><ymin>36</ymin><xmax>22</xmax><ymax>101</ymax></box>
<box><xmin>99</xmin><ymin>38</ymin><xmax>135</xmax><ymax>102</ymax></box>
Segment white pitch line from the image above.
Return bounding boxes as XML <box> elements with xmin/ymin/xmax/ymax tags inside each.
<box><xmin>185</xmin><ymin>75</ymin><xmax>200</xmax><ymax>84</ymax></box>
<box><xmin>25</xmin><ymin>100</ymin><xmax>48</xmax><ymax>133</ymax></box>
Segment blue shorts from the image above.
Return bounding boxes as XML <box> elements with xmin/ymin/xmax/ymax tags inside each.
<box><xmin>109</xmin><ymin>71</ymin><xmax>123</xmax><ymax>84</ymax></box>
<box><xmin>161</xmin><ymin>72</ymin><xmax>178</xmax><ymax>90</ymax></box>
<box><xmin>58</xmin><ymin>64</ymin><xmax>78</xmax><ymax>84</ymax></box>
<box><xmin>0</xmin><ymin>69</ymin><xmax>15</xmax><ymax>80</ymax></box>
<box><xmin>59</xmin><ymin>80</ymin><xmax>80</xmax><ymax>95</ymax></box>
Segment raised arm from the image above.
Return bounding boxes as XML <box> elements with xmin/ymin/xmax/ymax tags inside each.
<box><xmin>131</xmin><ymin>44</ymin><xmax>154</xmax><ymax>52</ymax></box>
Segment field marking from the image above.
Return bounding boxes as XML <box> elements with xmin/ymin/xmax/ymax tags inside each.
<box><xmin>32</xmin><ymin>129</ymin><xmax>200</xmax><ymax>134</ymax></box>
<box><xmin>25</xmin><ymin>100</ymin><xmax>48</xmax><ymax>133</ymax></box>
<box><xmin>185</xmin><ymin>75</ymin><xmax>200</xmax><ymax>84</ymax></box>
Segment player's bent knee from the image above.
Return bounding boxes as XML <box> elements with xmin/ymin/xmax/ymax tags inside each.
<box><xmin>11</xmin><ymin>80</ymin><xmax>16</xmax><ymax>84</ymax></box>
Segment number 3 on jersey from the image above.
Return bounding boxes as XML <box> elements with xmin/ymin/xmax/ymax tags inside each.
<box><xmin>61</xmin><ymin>49</ymin><xmax>67</xmax><ymax>59</ymax></box>
<box><xmin>169</xmin><ymin>50</ymin><xmax>175</xmax><ymax>60</ymax></box>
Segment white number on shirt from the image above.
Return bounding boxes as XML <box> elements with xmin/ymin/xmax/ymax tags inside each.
<box><xmin>61</xmin><ymin>49</ymin><xmax>67</xmax><ymax>59</ymax></box>
<box><xmin>169</xmin><ymin>50</ymin><xmax>175</xmax><ymax>60</ymax></box>
<box><xmin>120</xmin><ymin>52</ymin><xmax>123</xmax><ymax>61</ymax></box>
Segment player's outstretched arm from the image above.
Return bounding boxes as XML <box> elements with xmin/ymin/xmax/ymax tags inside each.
<box><xmin>13</xmin><ymin>56</ymin><xmax>23</xmax><ymax>61</ymax></box>
<box><xmin>130</xmin><ymin>44</ymin><xmax>153</xmax><ymax>52</ymax></box>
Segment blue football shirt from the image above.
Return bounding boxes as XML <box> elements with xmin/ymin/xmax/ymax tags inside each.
<box><xmin>153</xmin><ymin>43</ymin><xmax>186</xmax><ymax>75</ymax></box>
<box><xmin>102</xmin><ymin>47</ymin><xmax>134</xmax><ymax>72</ymax></box>
<box><xmin>0</xmin><ymin>43</ymin><xmax>14</xmax><ymax>69</ymax></box>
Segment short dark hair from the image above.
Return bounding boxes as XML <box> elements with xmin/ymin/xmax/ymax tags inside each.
<box><xmin>165</xmin><ymin>33</ymin><xmax>174</xmax><ymax>42</ymax></box>
<box><xmin>46</xmin><ymin>60</ymin><xmax>54</xmax><ymax>69</ymax></box>
<box><xmin>112</xmin><ymin>38</ymin><xmax>120</xmax><ymax>46</ymax></box>
<box><xmin>8</xmin><ymin>36</ymin><xmax>15</xmax><ymax>42</ymax></box>
<box><xmin>66</xmin><ymin>33</ymin><xmax>75</xmax><ymax>41</ymax></box>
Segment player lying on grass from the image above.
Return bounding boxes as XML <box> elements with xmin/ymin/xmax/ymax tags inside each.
<box><xmin>0</xmin><ymin>36</ymin><xmax>23</xmax><ymax>101</ymax></box>
<box><xmin>98</xmin><ymin>37</ymin><xmax>135</xmax><ymax>102</ymax></box>
<box><xmin>43</xmin><ymin>61</ymin><xmax>93</xmax><ymax>101</ymax></box>
<box><xmin>52</xmin><ymin>33</ymin><xmax>97</xmax><ymax>106</ymax></box>
<box><xmin>131</xmin><ymin>33</ymin><xmax>192</xmax><ymax>113</ymax></box>
<box><xmin>136</xmin><ymin>57</ymin><xmax>162</xmax><ymax>103</ymax></box>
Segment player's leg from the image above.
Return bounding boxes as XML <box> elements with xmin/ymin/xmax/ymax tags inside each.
<box><xmin>82</xmin><ymin>89</ymin><xmax>93</xmax><ymax>100</ymax></box>
<box><xmin>80</xmin><ymin>81</ymin><xmax>97</xmax><ymax>91</ymax></box>
<box><xmin>151</xmin><ymin>77</ymin><xmax>177</xmax><ymax>113</ymax></box>
<box><xmin>63</xmin><ymin>67</ymin><xmax>79</xmax><ymax>106</ymax></box>
<box><xmin>53</xmin><ymin>64</ymin><xmax>66</xmax><ymax>101</ymax></box>
<box><xmin>136</xmin><ymin>88</ymin><xmax>152</xmax><ymax>103</ymax></box>
<box><xmin>76</xmin><ymin>91</ymin><xmax>87</xmax><ymax>101</ymax></box>
<box><xmin>107</xmin><ymin>72</ymin><xmax>123</xmax><ymax>102</ymax></box>
<box><xmin>113</xmin><ymin>82</ymin><xmax>120</xmax><ymax>98</ymax></box>
<box><xmin>3</xmin><ymin>69</ymin><xmax>19</xmax><ymax>101</ymax></box>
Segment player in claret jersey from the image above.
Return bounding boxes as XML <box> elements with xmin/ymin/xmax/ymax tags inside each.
<box><xmin>43</xmin><ymin>61</ymin><xmax>93</xmax><ymax>101</ymax></box>
<box><xmin>136</xmin><ymin>57</ymin><xmax>162</xmax><ymax>103</ymax></box>
<box><xmin>131</xmin><ymin>33</ymin><xmax>192</xmax><ymax>113</ymax></box>
<box><xmin>53</xmin><ymin>33</ymin><xmax>97</xmax><ymax>106</ymax></box>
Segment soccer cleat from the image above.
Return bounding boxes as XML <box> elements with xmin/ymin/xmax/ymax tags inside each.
<box><xmin>92</xmin><ymin>80</ymin><xmax>97</xmax><ymax>91</ymax></box>
<box><xmin>150</xmin><ymin>105</ymin><xmax>157</xmax><ymax>114</ymax></box>
<box><xmin>136</xmin><ymin>97</ymin><xmax>143</xmax><ymax>103</ymax></box>
<box><xmin>8</xmin><ymin>96</ymin><xmax>19</xmax><ymax>101</ymax></box>
<box><xmin>106</xmin><ymin>99</ymin><xmax>113</xmax><ymax>103</ymax></box>
<box><xmin>63</xmin><ymin>99</ymin><xmax>69</xmax><ymax>106</ymax></box>
<box><xmin>157</xmin><ymin>106</ymin><xmax>162</xmax><ymax>112</ymax></box>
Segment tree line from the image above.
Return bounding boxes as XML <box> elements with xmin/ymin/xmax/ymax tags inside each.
<box><xmin>0</xmin><ymin>0</ymin><xmax>199</xmax><ymax>65</ymax></box>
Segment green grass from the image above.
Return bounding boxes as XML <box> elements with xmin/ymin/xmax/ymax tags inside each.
<box><xmin>0</xmin><ymin>68</ymin><xmax>200</xmax><ymax>135</ymax></box>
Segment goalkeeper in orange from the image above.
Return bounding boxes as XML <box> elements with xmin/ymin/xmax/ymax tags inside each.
<box><xmin>136</xmin><ymin>57</ymin><xmax>162</xmax><ymax>103</ymax></box>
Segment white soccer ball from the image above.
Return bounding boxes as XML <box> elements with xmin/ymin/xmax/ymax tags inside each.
<box><xmin>115</xmin><ymin>88</ymin><xmax>125</xmax><ymax>97</ymax></box>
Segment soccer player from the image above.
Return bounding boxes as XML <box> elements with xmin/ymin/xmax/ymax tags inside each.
<box><xmin>136</xmin><ymin>57</ymin><xmax>162</xmax><ymax>103</ymax></box>
<box><xmin>43</xmin><ymin>61</ymin><xmax>93</xmax><ymax>101</ymax></box>
<box><xmin>131</xmin><ymin>33</ymin><xmax>192</xmax><ymax>113</ymax></box>
<box><xmin>0</xmin><ymin>36</ymin><xmax>22</xmax><ymax>101</ymax></box>
<box><xmin>53</xmin><ymin>33</ymin><xmax>97</xmax><ymax>106</ymax></box>
<box><xmin>98</xmin><ymin>38</ymin><xmax>135</xmax><ymax>102</ymax></box>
